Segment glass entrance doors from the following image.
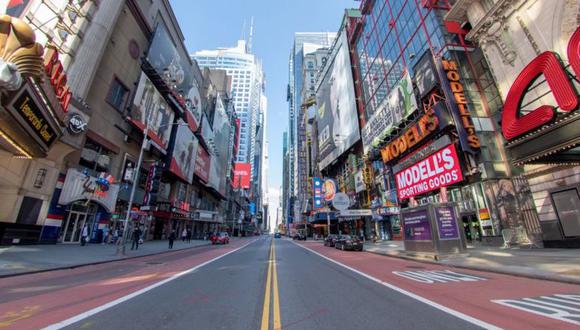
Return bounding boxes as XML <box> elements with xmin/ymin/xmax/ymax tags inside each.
<box><xmin>62</xmin><ymin>211</ymin><xmax>87</xmax><ymax>243</ymax></box>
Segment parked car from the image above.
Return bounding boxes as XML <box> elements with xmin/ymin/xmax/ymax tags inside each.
<box><xmin>292</xmin><ymin>232</ymin><xmax>306</xmax><ymax>241</ymax></box>
<box><xmin>334</xmin><ymin>235</ymin><xmax>363</xmax><ymax>251</ymax></box>
<box><xmin>324</xmin><ymin>234</ymin><xmax>338</xmax><ymax>247</ymax></box>
<box><xmin>211</xmin><ymin>232</ymin><xmax>230</xmax><ymax>245</ymax></box>
<box><xmin>274</xmin><ymin>232</ymin><xmax>281</xmax><ymax>238</ymax></box>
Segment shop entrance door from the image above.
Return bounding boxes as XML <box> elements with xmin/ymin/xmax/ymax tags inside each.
<box><xmin>62</xmin><ymin>211</ymin><xmax>87</xmax><ymax>243</ymax></box>
<box><xmin>462</xmin><ymin>213</ymin><xmax>482</xmax><ymax>242</ymax></box>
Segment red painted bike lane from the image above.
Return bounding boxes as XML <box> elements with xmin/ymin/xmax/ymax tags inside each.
<box><xmin>0</xmin><ymin>239</ymin><xmax>257</xmax><ymax>329</ymax></box>
<box><xmin>297</xmin><ymin>241</ymin><xmax>580</xmax><ymax>329</ymax></box>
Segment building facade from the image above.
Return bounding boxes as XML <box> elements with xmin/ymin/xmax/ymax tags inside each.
<box><xmin>447</xmin><ymin>0</ymin><xmax>580</xmax><ymax>247</ymax></box>
<box><xmin>0</xmin><ymin>0</ymin><xmax>242</xmax><ymax>245</ymax></box>
<box><xmin>286</xmin><ymin>32</ymin><xmax>335</xmax><ymax>226</ymax></box>
<box><xmin>347</xmin><ymin>0</ymin><xmax>531</xmax><ymax>245</ymax></box>
<box><xmin>192</xmin><ymin>41</ymin><xmax>265</xmax><ymax>176</ymax></box>
<box><xmin>291</xmin><ymin>0</ymin><xmax>561</xmax><ymax>248</ymax></box>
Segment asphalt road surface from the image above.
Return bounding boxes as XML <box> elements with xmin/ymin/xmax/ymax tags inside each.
<box><xmin>0</xmin><ymin>237</ymin><xmax>579</xmax><ymax>329</ymax></box>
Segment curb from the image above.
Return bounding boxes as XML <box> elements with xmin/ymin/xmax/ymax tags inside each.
<box><xmin>0</xmin><ymin>241</ymin><xmax>213</xmax><ymax>279</ymax></box>
<box><xmin>363</xmin><ymin>248</ymin><xmax>580</xmax><ymax>285</ymax></box>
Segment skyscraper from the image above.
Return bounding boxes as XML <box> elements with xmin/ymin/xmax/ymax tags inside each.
<box><xmin>192</xmin><ymin>40</ymin><xmax>266</xmax><ymax>182</ymax></box>
<box><xmin>286</xmin><ymin>32</ymin><xmax>336</xmax><ymax>224</ymax></box>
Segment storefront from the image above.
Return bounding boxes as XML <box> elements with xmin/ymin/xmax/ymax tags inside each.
<box><xmin>373</xmin><ymin>206</ymin><xmax>401</xmax><ymax>241</ymax></box>
<box><xmin>337</xmin><ymin>209</ymin><xmax>372</xmax><ymax>239</ymax></box>
<box><xmin>497</xmin><ymin>26</ymin><xmax>580</xmax><ymax>247</ymax></box>
<box><xmin>0</xmin><ymin>18</ymin><xmax>80</xmax><ymax>245</ymax></box>
<box><xmin>310</xmin><ymin>211</ymin><xmax>338</xmax><ymax>237</ymax></box>
<box><xmin>55</xmin><ymin>168</ymin><xmax>119</xmax><ymax>244</ymax></box>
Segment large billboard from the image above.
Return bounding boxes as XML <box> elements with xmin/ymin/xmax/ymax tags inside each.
<box><xmin>146</xmin><ymin>23</ymin><xmax>201</xmax><ymax>130</ymax></box>
<box><xmin>132</xmin><ymin>71</ymin><xmax>175</xmax><ymax>148</ymax></box>
<box><xmin>194</xmin><ymin>144</ymin><xmax>211</xmax><ymax>183</ymax></box>
<box><xmin>395</xmin><ymin>144</ymin><xmax>463</xmax><ymax>200</ymax></box>
<box><xmin>233</xmin><ymin>163</ymin><xmax>251</xmax><ymax>189</ymax></box>
<box><xmin>208</xmin><ymin>97</ymin><xmax>231</xmax><ymax>197</ymax></box>
<box><xmin>169</xmin><ymin>119</ymin><xmax>198</xmax><ymax>183</ymax></box>
<box><xmin>361</xmin><ymin>70</ymin><xmax>418</xmax><ymax>154</ymax></box>
<box><xmin>315</xmin><ymin>30</ymin><xmax>360</xmax><ymax>170</ymax></box>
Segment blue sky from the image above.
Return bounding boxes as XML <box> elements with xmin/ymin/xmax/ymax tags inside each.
<box><xmin>171</xmin><ymin>0</ymin><xmax>356</xmax><ymax>218</ymax></box>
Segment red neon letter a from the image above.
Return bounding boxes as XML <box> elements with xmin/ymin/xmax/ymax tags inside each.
<box><xmin>502</xmin><ymin>52</ymin><xmax>578</xmax><ymax>141</ymax></box>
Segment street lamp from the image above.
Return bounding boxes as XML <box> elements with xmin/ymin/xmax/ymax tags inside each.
<box><xmin>116</xmin><ymin>120</ymin><xmax>188</xmax><ymax>255</ymax></box>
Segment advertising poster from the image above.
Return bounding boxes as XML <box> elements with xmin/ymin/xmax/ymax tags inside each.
<box><xmin>132</xmin><ymin>71</ymin><xmax>175</xmax><ymax>147</ymax></box>
<box><xmin>233</xmin><ymin>163</ymin><xmax>251</xmax><ymax>189</ymax></box>
<box><xmin>313</xmin><ymin>177</ymin><xmax>323</xmax><ymax>209</ymax></box>
<box><xmin>322</xmin><ymin>179</ymin><xmax>337</xmax><ymax>202</ymax></box>
<box><xmin>194</xmin><ymin>144</ymin><xmax>211</xmax><ymax>183</ymax></box>
<box><xmin>435</xmin><ymin>206</ymin><xmax>460</xmax><ymax>240</ymax></box>
<box><xmin>403</xmin><ymin>209</ymin><xmax>432</xmax><ymax>241</ymax></box>
<box><xmin>362</xmin><ymin>70</ymin><xmax>418</xmax><ymax>153</ymax></box>
<box><xmin>208</xmin><ymin>97</ymin><xmax>231</xmax><ymax>196</ymax></box>
<box><xmin>146</xmin><ymin>23</ymin><xmax>200</xmax><ymax>128</ymax></box>
<box><xmin>315</xmin><ymin>30</ymin><xmax>360</xmax><ymax>170</ymax></box>
<box><xmin>355</xmin><ymin>170</ymin><xmax>365</xmax><ymax>193</ymax></box>
<box><xmin>413</xmin><ymin>50</ymin><xmax>438</xmax><ymax>98</ymax></box>
<box><xmin>169</xmin><ymin>119</ymin><xmax>198</xmax><ymax>183</ymax></box>
<box><xmin>395</xmin><ymin>144</ymin><xmax>463</xmax><ymax>200</ymax></box>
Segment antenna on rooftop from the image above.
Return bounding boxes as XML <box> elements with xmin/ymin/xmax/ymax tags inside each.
<box><xmin>248</xmin><ymin>16</ymin><xmax>254</xmax><ymax>54</ymax></box>
<box><xmin>241</xmin><ymin>19</ymin><xmax>247</xmax><ymax>43</ymax></box>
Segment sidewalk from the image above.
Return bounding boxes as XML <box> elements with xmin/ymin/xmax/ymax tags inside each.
<box><xmin>363</xmin><ymin>240</ymin><xmax>580</xmax><ymax>284</ymax></box>
<box><xmin>0</xmin><ymin>239</ymin><xmax>213</xmax><ymax>277</ymax></box>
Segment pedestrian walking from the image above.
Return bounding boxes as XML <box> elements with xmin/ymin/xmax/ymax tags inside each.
<box><xmin>181</xmin><ymin>228</ymin><xmax>187</xmax><ymax>242</ymax></box>
<box><xmin>112</xmin><ymin>228</ymin><xmax>119</xmax><ymax>244</ymax></box>
<box><xmin>186</xmin><ymin>228</ymin><xmax>192</xmax><ymax>243</ymax></box>
<box><xmin>131</xmin><ymin>226</ymin><xmax>142</xmax><ymax>250</ymax></box>
<box><xmin>101</xmin><ymin>226</ymin><xmax>109</xmax><ymax>245</ymax></box>
<box><xmin>81</xmin><ymin>224</ymin><xmax>89</xmax><ymax>246</ymax></box>
<box><xmin>168</xmin><ymin>230</ymin><xmax>176</xmax><ymax>249</ymax></box>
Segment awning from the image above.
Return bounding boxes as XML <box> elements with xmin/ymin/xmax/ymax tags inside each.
<box><xmin>312</xmin><ymin>212</ymin><xmax>337</xmax><ymax>223</ymax></box>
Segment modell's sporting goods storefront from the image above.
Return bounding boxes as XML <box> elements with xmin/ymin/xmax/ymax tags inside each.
<box><xmin>500</xmin><ymin>26</ymin><xmax>580</xmax><ymax>247</ymax></box>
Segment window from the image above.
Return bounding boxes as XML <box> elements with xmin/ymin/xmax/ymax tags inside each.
<box><xmin>106</xmin><ymin>78</ymin><xmax>129</xmax><ymax>111</ymax></box>
<box><xmin>79</xmin><ymin>139</ymin><xmax>113</xmax><ymax>174</ymax></box>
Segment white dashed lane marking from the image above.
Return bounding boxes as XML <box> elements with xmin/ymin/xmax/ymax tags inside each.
<box><xmin>493</xmin><ymin>294</ymin><xmax>580</xmax><ymax>326</ymax></box>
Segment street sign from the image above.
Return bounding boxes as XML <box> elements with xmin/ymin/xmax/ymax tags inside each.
<box><xmin>339</xmin><ymin>209</ymin><xmax>372</xmax><ymax>217</ymax></box>
<box><xmin>332</xmin><ymin>192</ymin><xmax>350</xmax><ymax>211</ymax></box>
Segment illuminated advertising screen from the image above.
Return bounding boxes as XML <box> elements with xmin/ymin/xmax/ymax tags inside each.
<box><xmin>208</xmin><ymin>97</ymin><xmax>231</xmax><ymax>196</ymax></box>
<box><xmin>169</xmin><ymin>119</ymin><xmax>198</xmax><ymax>183</ymax></box>
<box><xmin>361</xmin><ymin>70</ymin><xmax>418</xmax><ymax>154</ymax></box>
<box><xmin>194</xmin><ymin>144</ymin><xmax>211</xmax><ymax>183</ymax></box>
<box><xmin>131</xmin><ymin>71</ymin><xmax>175</xmax><ymax>148</ymax></box>
<box><xmin>146</xmin><ymin>23</ymin><xmax>200</xmax><ymax>129</ymax></box>
<box><xmin>315</xmin><ymin>30</ymin><xmax>360</xmax><ymax>170</ymax></box>
<box><xmin>233</xmin><ymin>163</ymin><xmax>251</xmax><ymax>189</ymax></box>
<box><xmin>395</xmin><ymin>144</ymin><xmax>463</xmax><ymax>200</ymax></box>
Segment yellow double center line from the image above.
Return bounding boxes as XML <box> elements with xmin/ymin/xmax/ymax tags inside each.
<box><xmin>261</xmin><ymin>239</ymin><xmax>281</xmax><ymax>330</ymax></box>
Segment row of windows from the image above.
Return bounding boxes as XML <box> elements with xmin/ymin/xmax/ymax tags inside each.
<box><xmin>356</xmin><ymin>0</ymin><xmax>451</xmax><ymax>119</ymax></box>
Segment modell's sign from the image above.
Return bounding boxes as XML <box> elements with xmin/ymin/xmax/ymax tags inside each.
<box><xmin>395</xmin><ymin>144</ymin><xmax>463</xmax><ymax>200</ymax></box>
<box><xmin>442</xmin><ymin>60</ymin><xmax>480</xmax><ymax>149</ymax></box>
<box><xmin>502</xmin><ymin>26</ymin><xmax>580</xmax><ymax>141</ymax></box>
<box><xmin>381</xmin><ymin>108</ymin><xmax>438</xmax><ymax>164</ymax></box>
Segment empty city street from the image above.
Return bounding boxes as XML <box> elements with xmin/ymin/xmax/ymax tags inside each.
<box><xmin>1</xmin><ymin>237</ymin><xmax>578</xmax><ymax>329</ymax></box>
